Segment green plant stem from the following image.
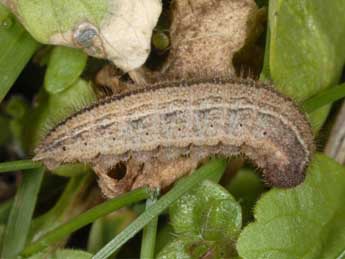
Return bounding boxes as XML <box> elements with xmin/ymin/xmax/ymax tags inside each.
<box><xmin>1</xmin><ymin>167</ymin><xmax>44</xmax><ymax>258</ymax></box>
<box><xmin>303</xmin><ymin>82</ymin><xmax>345</xmax><ymax>113</ymax></box>
<box><xmin>0</xmin><ymin>159</ymin><xmax>42</xmax><ymax>173</ymax></box>
<box><xmin>140</xmin><ymin>189</ymin><xmax>160</xmax><ymax>259</ymax></box>
<box><xmin>93</xmin><ymin>159</ymin><xmax>227</xmax><ymax>259</ymax></box>
<box><xmin>21</xmin><ymin>187</ymin><xmax>151</xmax><ymax>257</ymax></box>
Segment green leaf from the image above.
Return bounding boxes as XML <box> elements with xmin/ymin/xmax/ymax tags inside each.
<box><xmin>45</xmin><ymin>46</ymin><xmax>88</xmax><ymax>94</ymax></box>
<box><xmin>303</xmin><ymin>82</ymin><xmax>345</xmax><ymax>113</ymax></box>
<box><xmin>170</xmin><ymin>180</ymin><xmax>242</xmax><ymax>240</ymax></box>
<box><xmin>158</xmin><ymin>180</ymin><xmax>242</xmax><ymax>259</ymax></box>
<box><xmin>156</xmin><ymin>237</ymin><xmax>238</xmax><ymax>259</ymax></box>
<box><xmin>28</xmin><ymin>249</ymin><xmax>93</xmax><ymax>259</ymax></box>
<box><xmin>3</xmin><ymin>0</ymin><xmax>108</xmax><ymax>43</ymax></box>
<box><xmin>267</xmin><ymin>0</ymin><xmax>345</xmax><ymax>101</ymax></box>
<box><xmin>308</xmin><ymin>106</ymin><xmax>331</xmax><ymax>134</ymax></box>
<box><xmin>1</xmin><ymin>0</ymin><xmax>162</xmax><ymax>71</ymax></box>
<box><xmin>263</xmin><ymin>0</ymin><xmax>345</xmax><ymax>131</ymax></box>
<box><xmin>0</xmin><ymin>3</ymin><xmax>39</xmax><ymax>103</ymax></box>
<box><xmin>237</xmin><ymin>154</ymin><xmax>345</xmax><ymax>259</ymax></box>
<box><xmin>156</xmin><ymin>237</ymin><xmax>202</xmax><ymax>259</ymax></box>
<box><xmin>1</xmin><ymin>167</ymin><xmax>44</xmax><ymax>258</ymax></box>
<box><xmin>93</xmin><ymin>159</ymin><xmax>227</xmax><ymax>259</ymax></box>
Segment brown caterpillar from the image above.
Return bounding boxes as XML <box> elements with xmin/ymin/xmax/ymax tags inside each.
<box><xmin>34</xmin><ymin>77</ymin><xmax>315</xmax><ymax>197</ymax></box>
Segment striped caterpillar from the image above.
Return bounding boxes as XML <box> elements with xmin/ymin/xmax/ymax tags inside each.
<box><xmin>34</xmin><ymin>77</ymin><xmax>314</xmax><ymax>197</ymax></box>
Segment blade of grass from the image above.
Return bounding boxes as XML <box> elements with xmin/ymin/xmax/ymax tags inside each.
<box><xmin>0</xmin><ymin>4</ymin><xmax>39</xmax><ymax>103</ymax></box>
<box><xmin>1</xmin><ymin>167</ymin><xmax>44</xmax><ymax>258</ymax></box>
<box><xmin>93</xmin><ymin>159</ymin><xmax>227</xmax><ymax>259</ymax></box>
<box><xmin>0</xmin><ymin>159</ymin><xmax>42</xmax><ymax>173</ymax></box>
<box><xmin>21</xmin><ymin>187</ymin><xmax>151</xmax><ymax>257</ymax></box>
<box><xmin>29</xmin><ymin>172</ymin><xmax>94</xmax><ymax>242</ymax></box>
<box><xmin>0</xmin><ymin>198</ymin><xmax>12</xmax><ymax>224</ymax></box>
<box><xmin>303</xmin><ymin>82</ymin><xmax>345</xmax><ymax>113</ymax></box>
<box><xmin>140</xmin><ymin>189</ymin><xmax>160</xmax><ymax>259</ymax></box>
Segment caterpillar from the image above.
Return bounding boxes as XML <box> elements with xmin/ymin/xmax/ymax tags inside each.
<box><xmin>34</xmin><ymin>77</ymin><xmax>315</xmax><ymax>197</ymax></box>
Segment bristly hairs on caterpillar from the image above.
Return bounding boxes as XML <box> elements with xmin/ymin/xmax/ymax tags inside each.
<box><xmin>35</xmin><ymin>92</ymin><xmax>96</xmax><ymax>147</ymax></box>
<box><xmin>142</xmin><ymin>68</ymin><xmax>262</xmax><ymax>88</ymax></box>
<box><xmin>237</xmin><ymin>65</ymin><xmax>259</xmax><ymax>80</ymax></box>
